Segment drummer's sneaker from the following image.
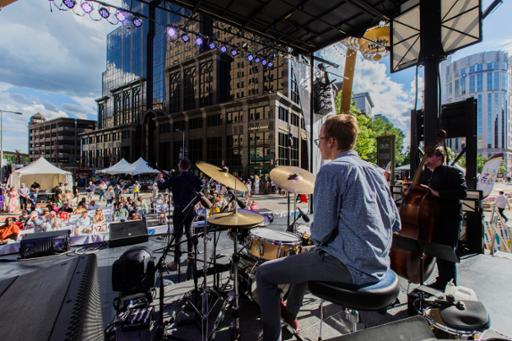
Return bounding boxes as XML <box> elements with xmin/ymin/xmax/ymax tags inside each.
<box><xmin>280</xmin><ymin>300</ymin><xmax>300</xmax><ymax>331</ymax></box>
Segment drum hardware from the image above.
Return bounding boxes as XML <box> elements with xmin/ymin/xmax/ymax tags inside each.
<box><xmin>270</xmin><ymin>166</ymin><xmax>315</xmax><ymax>234</ymax></box>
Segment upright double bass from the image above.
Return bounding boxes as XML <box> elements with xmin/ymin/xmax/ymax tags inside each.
<box><xmin>391</xmin><ymin>131</ymin><xmax>446</xmax><ymax>283</ymax></box>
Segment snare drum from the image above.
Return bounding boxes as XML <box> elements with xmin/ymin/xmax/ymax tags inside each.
<box><xmin>296</xmin><ymin>225</ymin><xmax>312</xmax><ymax>246</ymax></box>
<box><xmin>246</xmin><ymin>228</ymin><xmax>301</xmax><ymax>261</ymax></box>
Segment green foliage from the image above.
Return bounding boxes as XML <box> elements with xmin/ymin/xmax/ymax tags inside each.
<box><xmin>334</xmin><ymin>91</ymin><xmax>406</xmax><ymax>165</ymax></box>
<box><xmin>447</xmin><ymin>149</ymin><xmax>506</xmax><ymax>175</ymax></box>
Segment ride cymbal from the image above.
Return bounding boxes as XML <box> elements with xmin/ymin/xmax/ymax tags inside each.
<box><xmin>269</xmin><ymin>166</ymin><xmax>315</xmax><ymax>194</ymax></box>
<box><xmin>207</xmin><ymin>212</ymin><xmax>264</xmax><ymax>229</ymax></box>
<box><xmin>196</xmin><ymin>161</ymin><xmax>247</xmax><ymax>192</ymax></box>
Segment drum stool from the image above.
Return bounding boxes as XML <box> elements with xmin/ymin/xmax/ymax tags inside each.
<box><xmin>308</xmin><ymin>269</ymin><xmax>400</xmax><ymax>339</ymax></box>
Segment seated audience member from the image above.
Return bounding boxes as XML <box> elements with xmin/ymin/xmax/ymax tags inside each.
<box><xmin>128</xmin><ymin>210</ymin><xmax>142</xmax><ymax>221</ymax></box>
<box><xmin>137</xmin><ymin>197</ymin><xmax>150</xmax><ymax>216</ymax></box>
<box><xmin>25</xmin><ymin>211</ymin><xmax>46</xmax><ymax>232</ymax></box>
<box><xmin>60</xmin><ymin>201</ymin><xmax>74</xmax><ymax>213</ymax></box>
<box><xmin>76</xmin><ymin>210</ymin><xmax>93</xmax><ymax>234</ymax></box>
<box><xmin>48</xmin><ymin>211</ymin><xmax>62</xmax><ymax>230</ymax></box>
<box><xmin>87</xmin><ymin>200</ymin><xmax>99</xmax><ymax>211</ymax></box>
<box><xmin>249</xmin><ymin>199</ymin><xmax>259</xmax><ymax>210</ymax></box>
<box><xmin>0</xmin><ymin>217</ymin><xmax>21</xmax><ymax>244</ymax></box>
<box><xmin>113</xmin><ymin>202</ymin><xmax>129</xmax><ymax>222</ymax></box>
<box><xmin>93</xmin><ymin>208</ymin><xmax>107</xmax><ymax>232</ymax></box>
<box><xmin>74</xmin><ymin>203</ymin><xmax>87</xmax><ymax>214</ymax></box>
<box><xmin>18</xmin><ymin>210</ymin><xmax>30</xmax><ymax>225</ymax></box>
<box><xmin>64</xmin><ymin>189</ymin><xmax>74</xmax><ymax>205</ymax></box>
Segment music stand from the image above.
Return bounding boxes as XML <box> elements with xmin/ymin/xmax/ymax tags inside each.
<box><xmin>392</xmin><ymin>235</ymin><xmax>459</xmax><ymax>286</ymax></box>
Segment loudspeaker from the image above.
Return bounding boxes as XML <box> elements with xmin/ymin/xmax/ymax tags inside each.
<box><xmin>0</xmin><ymin>254</ymin><xmax>103</xmax><ymax>341</ymax></box>
<box><xmin>19</xmin><ymin>229</ymin><xmax>70</xmax><ymax>259</ymax></box>
<box><xmin>109</xmin><ymin>220</ymin><xmax>148</xmax><ymax>248</ymax></box>
<box><xmin>112</xmin><ymin>246</ymin><xmax>155</xmax><ymax>295</ymax></box>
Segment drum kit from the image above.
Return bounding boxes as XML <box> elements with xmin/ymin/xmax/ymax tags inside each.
<box><xmin>158</xmin><ymin>162</ymin><xmax>315</xmax><ymax>340</ymax></box>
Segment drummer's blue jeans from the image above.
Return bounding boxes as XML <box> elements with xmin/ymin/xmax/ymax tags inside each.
<box><xmin>256</xmin><ymin>247</ymin><xmax>353</xmax><ymax>341</ymax></box>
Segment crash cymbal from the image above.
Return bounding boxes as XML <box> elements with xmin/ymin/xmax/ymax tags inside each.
<box><xmin>207</xmin><ymin>211</ymin><xmax>264</xmax><ymax>229</ymax></box>
<box><xmin>196</xmin><ymin>161</ymin><xmax>247</xmax><ymax>192</ymax></box>
<box><xmin>269</xmin><ymin>166</ymin><xmax>315</xmax><ymax>194</ymax></box>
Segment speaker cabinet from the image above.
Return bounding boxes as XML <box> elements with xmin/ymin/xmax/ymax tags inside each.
<box><xmin>109</xmin><ymin>220</ymin><xmax>148</xmax><ymax>248</ymax></box>
<box><xmin>19</xmin><ymin>230</ymin><xmax>70</xmax><ymax>259</ymax></box>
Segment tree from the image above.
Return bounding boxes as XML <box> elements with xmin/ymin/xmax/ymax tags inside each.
<box><xmin>334</xmin><ymin>91</ymin><xmax>406</xmax><ymax>165</ymax></box>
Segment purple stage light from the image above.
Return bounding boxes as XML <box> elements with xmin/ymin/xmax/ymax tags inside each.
<box><xmin>247</xmin><ymin>54</ymin><xmax>254</xmax><ymax>61</ymax></box>
<box><xmin>166</xmin><ymin>26</ymin><xmax>177</xmax><ymax>38</ymax></box>
<box><xmin>98</xmin><ymin>7</ymin><xmax>110</xmax><ymax>19</ymax></box>
<box><xmin>181</xmin><ymin>34</ymin><xmax>190</xmax><ymax>43</ymax></box>
<box><xmin>261</xmin><ymin>59</ymin><xmax>267</xmax><ymax>66</ymax></box>
<box><xmin>80</xmin><ymin>1</ymin><xmax>93</xmax><ymax>13</ymax></box>
<box><xmin>255</xmin><ymin>57</ymin><xmax>261</xmax><ymax>63</ymax></box>
<box><xmin>267</xmin><ymin>62</ymin><xmax>273</xmax><ymax>68</ymax></box>
<box><xmin>133</xmin><ymin>17</ymin><xmax>143</xmax><ymax>27</ymax></box>
<box><xmin>195</xmin><ymin>36</ymin><xmax>204</xmax><ymax>46</ymax></box>
<box><xmin>220</xmin><ymin>45</ymin><xmax>227</xmax><ymax>53</ymax></box>
<box><xmin>231</xmin><ymin>49</ymin><xmax>238</xmax><ymax>57</ymax></box>
<box><xmin>63</xmin><ymin>0</ymin><xmax>76</xmax><ymax>9</ymax></box>
<box><xmin>115</xmin><ymin>11</ymin><xmax>126</xmax><ymax>22</ymax></box>
<box><xmin>208</xmin><ymin>42</ymin><xmax>216</xmax><ymax>49</ymax></box>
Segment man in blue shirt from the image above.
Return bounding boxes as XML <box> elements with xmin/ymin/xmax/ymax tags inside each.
<box><xmin>256</xmin><ymin>114</ymin><xmax>401</xmax><ymax>341</ymax></box>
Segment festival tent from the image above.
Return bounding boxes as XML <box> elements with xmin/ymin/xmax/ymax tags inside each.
<box><xmin>124</xmin><ymin>157</ymin><xmax>160</xmax><ymax>176</ymax></box>
<box><xmin>7</xmin><ymin>157</ymin><xmax>73</xmax><ymax>190</ymax></box>
<box><xmin>97</xmin><ymin>158</ymin><xmax>131</xmax><ymax>175</ymax></box>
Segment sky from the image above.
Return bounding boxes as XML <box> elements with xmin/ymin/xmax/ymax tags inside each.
<box><xmin>0</xmin><ymin>0</ymin><xmax>511</xmax><ymax>154</ymax></box>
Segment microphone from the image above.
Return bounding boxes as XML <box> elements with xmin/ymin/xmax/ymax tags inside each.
<box><xmin>181</xmin><ymin>192</ymin><xmax>212</xmax><ymax>214</ymax></box>
<box><xmin>228</xmin><ymin>190</ymin><xmax>246</xmax><ymax>209</ymax></box>
<box><xmin>297</xmin><ymin>207</ymin><xmax>310</xmax><ymax>223</ymax></box>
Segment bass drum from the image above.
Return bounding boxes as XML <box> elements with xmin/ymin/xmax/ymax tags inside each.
<box><xmin>237</xmin><ymin>251</ymin><xmax>289</xmax><ymax>304</ymax></box>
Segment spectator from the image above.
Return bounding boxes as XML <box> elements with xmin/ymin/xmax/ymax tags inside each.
<box><xmin>87</xmin><ymin>200</ymin><xmax>99</xmax><ymax>211</ymax></box>
<box><xmin>18</xmin><ymin>183</ymin><xmax>30</xmax><ymax>211</ymax></box>
<box><xmin>104</xmin><ymin>186</ymin><xmax>115</xmax><ymax>205</ymax></box>
<box><xmin>495</xmin><ymin>191</ymin><xmax>510</xmax><ymax>222</ymax></box>
<box><xmin>0</xmin><ymin>217</ymin><xmax>21</xmax><ymax>244</ymax></box>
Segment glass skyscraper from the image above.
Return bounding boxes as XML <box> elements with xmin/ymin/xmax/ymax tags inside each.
<box><xmin>441</xmin><ymin>51</ymin><xmax>511</xmax><ymax>170</ymax></box>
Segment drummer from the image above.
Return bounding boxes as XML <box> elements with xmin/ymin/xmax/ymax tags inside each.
<box><xmin>256</xmin><ymin>114</ymin><xmax>401</xmax><ymax>341</ymax></box>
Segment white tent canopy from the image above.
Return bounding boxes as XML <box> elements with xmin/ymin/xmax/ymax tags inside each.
<box><xmin>97</xmin><ymin>158</ymin><xmax>132</xmax><ymax>175</ymax></box>
<box><xmin>124</xmin><ymin>157</ymin><xmax>160</xmax><ymax>176</ymax></box>
<box><xmin>7</xmin><ymin>157</ymin><xmax>73</xmax><ymax>190</ymax></box>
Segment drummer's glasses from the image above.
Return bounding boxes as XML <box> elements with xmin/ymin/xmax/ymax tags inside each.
<box><xmin>314</xmin><ymin>136</ymin><xmax>327</xmax><ymax>147</ymax></box>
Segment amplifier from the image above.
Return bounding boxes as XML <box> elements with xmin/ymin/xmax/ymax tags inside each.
<box><xmin>19</xmin><ymin>230</ymin><xmax>70</xmax><ymax>259</ymax></box>
<box><xmin>109</xmin><ymin>220</ymin><xmax>148</xmax><ymax>248</ymax></box>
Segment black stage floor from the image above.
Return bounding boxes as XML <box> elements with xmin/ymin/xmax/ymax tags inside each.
<box><xmin>0</xmin><ymin>217</ymin><xmax>511</xmax><ymax>340</ymax></box>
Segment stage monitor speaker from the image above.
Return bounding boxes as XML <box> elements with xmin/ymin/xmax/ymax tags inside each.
<box><xmin>109</xmin><ymin>219</ymin><xmax>148</xmax><ymax>248</ymax></box>
<box><xmin>19</xmin><ymin>229</ymin><xmax>70</xmax><ymax>259</ymax></box>
<box><xmin>0</xmin><ymin>254</ymin><xmax>103</xmax><ymax>341</ymax></box>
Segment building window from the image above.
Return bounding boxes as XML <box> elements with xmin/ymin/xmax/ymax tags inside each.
<box><xmin>460</xmin><ymin>68</ymin><xmax>466</xmax><ymax>94</ymax></box>
<box><xmin>207</xmin><ymin>114</ymin><xmax>222</xmax><ymax>127</ymax></box>
<box><xmin>123</xmin><ymin>90</ymin><xmax>130</xmax><ymax>124</ymax></box>
<box><xmin>113</xmin><ymin>94</ymin><xmax>121</xmax><ymax>126</ymax></box>
<box><xmin>199</xmin><ymin>61</ymin><xmax>213</xmax><ymax>106</ymax></box>
<box><xmin>278</xmin><ymin>107</ymin><xmax>289</xmax><ymax>122</ymax></box>
<box><xmin>487</xmin><ymin>93</ymin><xmax>493</xmax><ymax>146</ymax></box>
<box><xmin>291</xmin><ymin>113</ymin><xmax>299</xmax><ymax>127</ymax></box>
<box><xmin>206</xmin><ymin>137</ymin><xmax>222</xmax><ymax>165</ymax></box>
<box><xmin>132</xmin><ymin>86</ymin><xmax>141</xmax><ymax>124</ymax></box>
<box><xmin>174</xmin><ymin>120</ymin><xmax>185</xmax><ymax>131</ymax></box>
<box><xmin>290</xmin><ymin>67</ymin><xmax>300</xmax><ymax>104</ymax></box>
<box><xmin>189</xmin><ymin>117</ymin><xmax>203</xmax><ymax>129</ymax></box>
<box><xmin>184</xmin><ymin>66</ymin><xmax>197</xmax><ymax>110</ymax></box>
<box><xmin>469</xmin><ymin>75</ymin><xmax>475</xmax><ymax>93</ymax></box>
<box><xmin>159</xmin><ymin>123</ymin><xmax>171</xmax><ymax>133</ymax></box>
<box><xmin>188</xmin><ymin>139</ymin><xmax>203</xmax><ymax>165</ymax></box>
<box><xmin>169</xmin><ymin>71</ymin><xmax>181</xmax><ymax>113</ymax></box>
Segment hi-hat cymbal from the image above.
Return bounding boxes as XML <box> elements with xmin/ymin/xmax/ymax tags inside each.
<box><xmin>207</xmin><ymin>211</ymin><xmax>264</xmax><ymax>229</ymax></box>
<box><xmin>270</xmin><ymin>166</ymin><xmax>315</xmax><ymax>194</ymax></box>
<box><xmin>196</xmin><ymin>161</ymin><xmax>247</xmax><ymax>192</ymax></box>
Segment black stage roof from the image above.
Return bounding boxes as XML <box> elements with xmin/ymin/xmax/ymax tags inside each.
<box><xmin>169</xmin><ymin>0</ymin><xmax>408</xmax><ymax>55</ymax></box>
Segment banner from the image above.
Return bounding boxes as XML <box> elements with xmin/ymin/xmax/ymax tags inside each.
<box><xmin>477</xmin><ymin>154</ymin><xmax>503</xmax><ymax>198</ymax></box>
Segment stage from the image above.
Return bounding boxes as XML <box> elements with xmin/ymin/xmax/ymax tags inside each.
<box><xmin>0</xmin><ymin>212</ymin><xmax>511</xmax><ymax>340</ymax></box>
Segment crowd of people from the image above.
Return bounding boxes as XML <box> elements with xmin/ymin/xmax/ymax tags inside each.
<box><xmin>0</xmin><ymin>171</ymin><xmax>269</xmax><ymax>245</ymax></box>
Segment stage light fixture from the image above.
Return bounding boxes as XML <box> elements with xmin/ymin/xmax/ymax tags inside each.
<box><xmin>267</xmin><ymin>62</ymin><xmax>273</xmax><ymax>68</ymax></box>
<box><xmin>115</xmin><ymin>10</ymin><xmax>126</xmax><ymax>22</ymax></box>
<box><xmin>195</xmin><ymin>36</ymin><xmax>204</xmax><ymax>46</ymax></box>
<box><xmin>98</xmin><ymin>7</ymin><xmax>110</xmax><ymax>19</ymax></box>
<box><xmin>181</xmin><ymin>34</ymin><xmax>190</xmax><ymax>43</ymax></box>
<box><xmin>247</xmin><ymin>54</ymin><xmax>254</xmax><ymax>61</ymax></box>
<box><xmin>63</xmin><ymin>0</ymin><xmax>76</xmax><ymax>9</ymax></box>
<box><xmin>132</xmin><ymin>17</ymin><xmax>143</xmax><ymax>27</ymax></box>
<box><xmin>220</xmin><ymin>45</ymin><xmax>227</xmax><ymax>53</ymax></box>
<box><xmin>166</xmin><ymin>26</ymin><xmax>177</xmax><ymax>38</ymax></box>
<box><xmin>80</xmin><ymin>1</ymin><xmax>93</xmax><ymax>13</ymax></box>
<box><xmin>261</xmin><ymin>59</ymin><xmax>267</xmax><ymax>66</ymax></box>
<box><xmin>208</xmin><ymin>42</ymin><xmax>216</xmax><ymax>49</ymax></box>
<box><xmin>231</xmin><ymin>49</ymin><xmax>238</xmax><ymax>57</ymax></box>
<box><xmin>255</xmin><ymin>57</ymin><xmax>261</xmax><ymax>63</ymax></box>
